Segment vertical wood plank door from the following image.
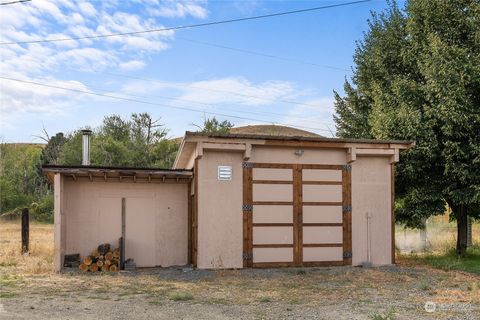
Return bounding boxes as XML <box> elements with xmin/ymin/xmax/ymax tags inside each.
<box><xmin>243</xmin><ymin>163</ymin><xmax>352</xmax><ymax>267</ymax></box>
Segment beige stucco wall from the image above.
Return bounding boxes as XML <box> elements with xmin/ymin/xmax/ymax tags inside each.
<box><xmin>250</xmin><ymin>146</ymin><xmax>346</xmax><ymax>164</ymax></box>
<box><xmin>351</xmin><ymin>157</ymin><xmax>392</xmax><ymax>265</ymax></box>
<box><xmin>194</xmin><ymin>145</ymin><xmax>393</xmax><ymax>268</ymax></box>
<box><xmin>196</xmin><ymin>150</ymin><xmax>243</xmax><ymax>268</ymax></box>
<box><xmin>62</xmin><ymin>179</ymin><xmax>188</xmax><ymax>268</ymax></box>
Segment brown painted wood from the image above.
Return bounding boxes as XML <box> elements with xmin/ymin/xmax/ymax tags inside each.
<box><xmin>243</xmin><ymin>165</ymin><xmax>253</xmax><ymax>267</ymax></box>
<box><xmin>302</xmin><ymin>202</ymin><xmax>343</xmax><ymax>206</ymax></box>
<box><xmin>300</xmin><ymin>164</ymin><xmax>343</xmax><ymax>170</ymax></box>
<box><xmin>292</xmin><ymin>164</ymin><xmax>300</xmax><ymax>266</ymax></box>
<box><xmin>252</xmin><ymin>180</ymin><xmax>293</xmax><ymax>184</ymax></box>
<box><xmin>303</xmin><ymin>243</ymin><xmax>343</xmax><ymax>247</ymax></box>
<box><xmin>342</xmin><ymin>166</ymin><xmax>352</xmax><ymax>265</ymax></box>
<box><xmin>302</xmin><ymin>181</ymin><xmax>342</xmax><ymax>185</ymax></box>
<box><xmin>187</xmin><ymin>183</ymin><xmax>192</xmax><ymax>265</ymax></box>
<box><xmin>252</xmin><ymin>244</ymin><xmax>294</xmax><ymax>248</ymax></box>
<box><xmin>296</xmin><ymin>164</ymin><xmax>303</xmax><ymax>266</ymax></box>
<box><xmin>192</xmin><ymin>158</ymin><xmax>199</xmax><ymax>267</ymax></box>
<box><xmin>253</xmin><ymin>223</ymin><xmax>293</xmax><ymax>227</ymax></box>
<box><xmin>391</xmin><ymin>164</ymin><xmax>395</xmax><ymax>264</ymax></box>
<box><xmin>302</xmin><ymin>223</ymin><xmax>343</xmax><ymax>227</ymax></box>
<box><xmin>250</xmin><ymin>163</ymin><xmax>295</xmax><ymax>169</ymax></box>
<box><xmin>252</xmin><ymin>201</ymin><xmax>294</xmax><ymax>205</ymax></box>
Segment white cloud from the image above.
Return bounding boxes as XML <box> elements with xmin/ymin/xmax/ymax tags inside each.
<box><xmin>119</xmin><ymin>60</ymin><xmax>147</xmax><ymax>71</ymax></box>
<box><xmin>0</xmin><ymin>0</ymin><xmax>209</xmax><ymax>117</ymax></box>
<box><xmin>149</xmin><ymin>0</ymin><xmax>208</xmax><ymax>19</ymax></box>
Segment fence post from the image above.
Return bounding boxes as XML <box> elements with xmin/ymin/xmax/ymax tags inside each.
<box><xmin>21</xmin><ymin>208</ymin><xmax>29</xmax><ymax>254</ymax></box>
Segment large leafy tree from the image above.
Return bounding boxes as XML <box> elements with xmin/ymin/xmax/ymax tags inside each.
<box><xmin>58</xmin><ymin>113</ymin><xmax>179</xmax><ymax>168</ymax></box>
<box><xmin>334</xmin><ymin>0</ymin><xmax>480</xmax><ymax>254</ymax></box>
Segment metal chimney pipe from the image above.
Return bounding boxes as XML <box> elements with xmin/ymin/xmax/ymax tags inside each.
<box><xmin>81</xmin><ymin>129</ymin><xmax>92</xmax><ymax>166</ymax></box>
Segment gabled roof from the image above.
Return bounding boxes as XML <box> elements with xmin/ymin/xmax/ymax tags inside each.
<box><xmin>173</xmin><ymin>131</ymin><xmax>415</xmax><ymax>169</ymax></box>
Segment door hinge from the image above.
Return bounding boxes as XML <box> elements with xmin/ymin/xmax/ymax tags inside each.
<box><xmin>343</xmin><ymin>251</ymin><xmax>352</xmax><ymax>259</ymax></box>
<box><xmin>242</xmin><ymin>161</ymin><xmax>254</xmax><ymax>168</ymax></box>
<box><xmin>342</xmin><ymin>164</ymin><xmax>352</xmax><ymax>172</ymax></box>
<box><xmin>243</xmin><ymin>252</ymin><xmax>253</xmax><ymax>260</ymax></box>
<box><xmin>242</xmin><ymin>204</ymin><xmax>253</xmax><ymax>211</ymax></box>
<box><xmin>342</xmin><ymin>205</ymin><xmax>352</xmax><ymax>212</ymax></box>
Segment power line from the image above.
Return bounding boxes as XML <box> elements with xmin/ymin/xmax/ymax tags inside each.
<box><xmin>105</xmin><ymin>72</ymin><xmax>326</xmax><ymax>109</ymax></box>
<box><xmin>177</xmin><ymin>37</ymin><xmax>350</xmax><ymax>72</ymax></box>
<box><xmin>0</xmin><ymin>0</ymin><xmax>371</xmax><ymax>45</ymax></box>
<box><xmin>0</xmin><ymin>75</ymin><xmax>333</xmax><ymax>134</ymax></box>
<box><xmin>0</xmin><ymin>0</ymin><xmax>31</xmax><ymax>5</ymax></box>
<box><xmin>6</xmin><ymin>56</ymin><xmax>336</xmax><ymax>131</ymax></box>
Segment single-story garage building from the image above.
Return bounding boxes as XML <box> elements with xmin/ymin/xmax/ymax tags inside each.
<box><xmin>43</xmin><ymin>130</ymin><xmax>414</xmax><ymax>271</ymax></box>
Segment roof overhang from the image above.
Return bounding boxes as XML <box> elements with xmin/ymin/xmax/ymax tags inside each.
<box><xmin>173</xmin><ymin>131</ymin><xmax>415</xmax><ymax>169</ymax></box>
<box><xmin>42</xmin><ymin>165</ymin><xmax>193</xmax><ymax>184</ymax></box>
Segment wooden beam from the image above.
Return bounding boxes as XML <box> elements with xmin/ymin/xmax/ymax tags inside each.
<box><xmin>88</xmin><ymin>173</ymin><xmax>93</xmax><ymax>182</ymax></box>
<box><xmin>196</xmin><ymin>141</ymin><xmax>203</xmax><ymax>159</ymax></box>
<box><xmin>347</xmin><ymin>147</ymin><xmax>356</xmax><ymax>163</ymax></box>
<box><xmin>244</xmin><ymin>143</ymin><xmax>252</xmax><ymax>160</ymax></box>
<box><xmin>356</xmin><ymin>148</ymin><xmax>395</xmax><ymax>156</ymax></box>
<box><xmin>390</xmin><ymin>148</ymin><xmax>400</xmax><ymax>163</ymax></box>
<box><xmin>202</xmin><ymin>142</ymin><xmax>246</xmax><ymax>151</ymax></box>
<box><xmin>71</xmin><ymin>174</ymin><xmax>77</xmax><ymax>181</ymax></box>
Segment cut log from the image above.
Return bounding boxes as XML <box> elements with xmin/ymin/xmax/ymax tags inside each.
<box><xmin>109</xmin><ymin>264</ymin><xmax>117</xmax><ymax>272</ymax></box>
<box><xmin>101</xmin><ymin>265</ymin><xmax>109</xmax><ymax>272</ymax></box>
<box><xmin>98</xmin><ymin>243</ymin><xmax>111</xmax><ymax>255</ymax></box>
<box><xmin>91</xmin><ymin>249</ymin><xmax>100</xmax><ymax>258</ymax></box>
<box><xmin>97</xmin><ymin>255</ymin><xmax>104</xmax><ymax>261</ymax></box>
<box><xmin>112</xmin><ymin>249</ymin><xmax>120</xmax><ymax>259</ymax></box>
<box><xmin>79</xmin><ymin>263</ymin><xmax>89</xmax><ymax>272</ymax></box>
<box><xmin>83</xmin><ymin>256</ymin><xmax>92</xmax><ymax>266</ymax></box>
<box><xmin>89</xmin><ymin>264</ymin><xmax>99</xmax><ymax>272</ymax></box>
<box><xmin>96</xmin><ymin>260</ymin><xmax>104</xmax><ymax>267</ymax></box>
<box><xmin>104</xmin><ymin>260</ymin><xmax>111</xmax><ymax>266</ymax></box>
<box><xmin>105</xmin><ymin>252</ymin><xmax>113</xmax><ymax>261</ymax></box>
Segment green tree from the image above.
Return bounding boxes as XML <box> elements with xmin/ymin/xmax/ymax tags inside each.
<box><xmin>333</xmin><ymin>0</ymin><xmax>480</xmax><ymax>254</ymax></box>
<box><xmin>58</xmin><ymin>113</ymin><xmax>179</xmax><ymax>168</ymax></box>
<box><xmin>195</xmin><ymin>117</ymin><xmax>234</xmax><ymax>134</ymax></box>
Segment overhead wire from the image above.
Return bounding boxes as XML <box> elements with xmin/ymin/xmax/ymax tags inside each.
<box><xmin>177</xmin><ymin>37</ymin><xmax>350</xmax><ymax>71</ymax></box>
<box><xmin>5</xmin><ymin>55</ymin><xmax>337</xmax><ymax>131</ymax></box>
<box><xmin>0</xmin><ymin>75</ymin><xmax>334</xmax><ymax>135</ymax></box>
<box><xmin>0</xmin><ymin>0</ymin><xmax>371</xmax><ymax>45</ymax></box>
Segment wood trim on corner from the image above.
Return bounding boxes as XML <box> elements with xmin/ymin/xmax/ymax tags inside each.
<box><xmin>391</xmin><ymin>164</ymin><xmax>396</xmax><ymax>264</ymax></box>
<box><xmin>342</xmin><ymin>166</ymin><xmax>352</xmax><ymax>265</ymax></box>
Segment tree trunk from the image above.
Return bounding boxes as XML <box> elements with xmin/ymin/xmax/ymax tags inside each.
<box><xmin>447</xmin><ymin>200</ymin><xmax>468</xmax><ymax>256</ymax></box>
<box><xmin>455</xmin><ymin>204</ymin><xmax>468</xmax><ymax>255</ymax></box>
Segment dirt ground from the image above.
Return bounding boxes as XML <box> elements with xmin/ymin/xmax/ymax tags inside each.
<box><xmin>1</xmin><ymin>222</ymin><xmax>479</xmax><ymax>319</ymax></box>
<box><xmin>0</xmin><ymin>262</ymin><xmax>479</xmax><ymax>320</ymax></box>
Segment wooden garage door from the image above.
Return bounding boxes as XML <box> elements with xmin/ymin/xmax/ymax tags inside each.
<box><xmin>243</xmin><ymin>163</ymin><xmax>352</xmax><ymax>268</ymax></box>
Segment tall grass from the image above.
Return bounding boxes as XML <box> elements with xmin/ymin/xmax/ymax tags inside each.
<box><xmin>0</xmin><ymin>220</ymin><xmax>54</xmax><ymax>275</ymax></box>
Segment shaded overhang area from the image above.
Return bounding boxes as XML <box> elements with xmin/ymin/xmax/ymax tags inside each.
<box><xmin>173</xmin><ymin>131</ymin><xmax>415</xmax><ymax>169</ymax></box>
<box><xmin>42</xmin><ymin>165</ymin><xmax>193</xmax><ymax>184</ymax></box>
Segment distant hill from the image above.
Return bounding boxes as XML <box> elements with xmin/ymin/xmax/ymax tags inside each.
<box><xmin>171</xmin><ymin>125</ymin><xmax>320</xmax><ymax>143</ymax></box>
<box><xmin>230</xmin><ymin>125</ymin><xmax>321</xmax><ymax>137</ymax></box>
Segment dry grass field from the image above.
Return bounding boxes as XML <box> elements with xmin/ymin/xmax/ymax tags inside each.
<box><xmin>1</xmin><ymin>220</ymin><xmax>479</xmax><ymax>319</ymax></box>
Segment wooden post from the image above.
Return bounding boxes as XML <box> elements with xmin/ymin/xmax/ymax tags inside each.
<box><xmin>120</xmin><ymin>197</ymin><xmax>126</xmax><ymax>270</ymax></box>
<box><xmin>21</xmin><ymin>208</ymin><xmax>29</xmax><ymax>254</ymax></box>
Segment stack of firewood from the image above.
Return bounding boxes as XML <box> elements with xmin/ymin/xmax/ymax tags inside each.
<box><xmin>79</xmin><ymin>243</ymin><xmax>120</xmax><ymax>272</ymax></box>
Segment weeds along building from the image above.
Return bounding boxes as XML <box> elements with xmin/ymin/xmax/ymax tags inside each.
<box><xmin>43</xmin><ymin>128</ymin><xmax>414</xmax><ymax>271</ymax></box>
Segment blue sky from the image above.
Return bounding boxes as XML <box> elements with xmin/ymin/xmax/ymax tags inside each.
<box><xmin>0</xmin><ymin>0</ymin><xmax>398</xmax><ymax>142</ymax></box>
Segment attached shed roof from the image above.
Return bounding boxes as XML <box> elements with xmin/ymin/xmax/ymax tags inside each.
<box><xmin>42</xmin><ymin>165</ymin><xmax>192</xmax><ymax>184</ymax></box>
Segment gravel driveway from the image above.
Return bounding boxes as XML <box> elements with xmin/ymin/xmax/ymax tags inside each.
<box><xmin>1</xmin><ymin>263</ymin><xmax>479</xmax><ymax>320</ymax></box>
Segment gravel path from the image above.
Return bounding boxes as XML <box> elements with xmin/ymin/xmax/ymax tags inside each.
<box><xmin>1</xmin><ymin>264</ymin><xmax>479</xmax><ymax>320</ymax></box>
